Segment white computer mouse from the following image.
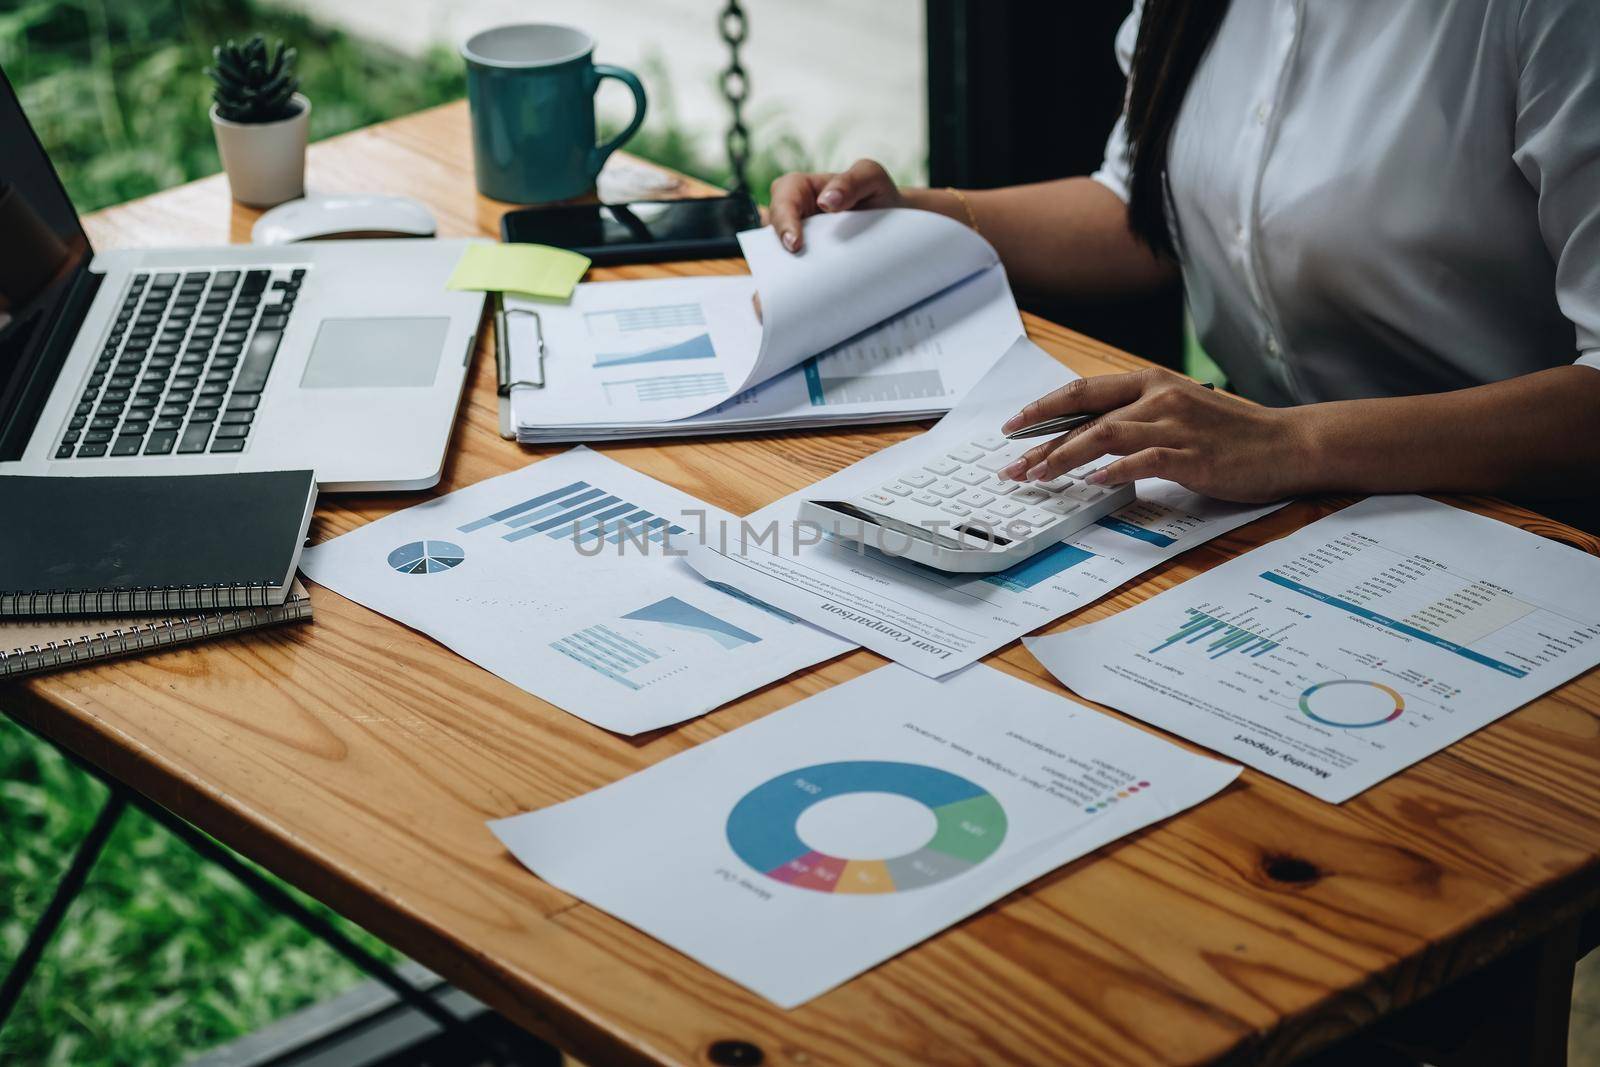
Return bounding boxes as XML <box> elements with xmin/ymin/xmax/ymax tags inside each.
<box><xmin>251</xmin><ymin>193</ymin><xmax>438</xmax><ymax>244</ymax></box>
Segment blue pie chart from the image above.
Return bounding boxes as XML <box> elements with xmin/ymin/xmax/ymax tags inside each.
<box><xmin>387</xmin><ymin>540</ymin><xmax>465</xmax><ymax>575</ymax></box>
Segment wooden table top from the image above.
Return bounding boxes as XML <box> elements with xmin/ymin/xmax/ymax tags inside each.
<box><xmin>9</xmin><ymin>100</ymin><xmax>1600</xmax><ymax>1067</ymax></box>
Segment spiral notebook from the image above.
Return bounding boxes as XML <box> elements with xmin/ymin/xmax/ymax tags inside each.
<box><xmin>0</xmin><ymin>470</ymin><xmax>316</xmax><ymax>616</ymax></box>
<box><xmin>0</xmin><ymin>580</ymin><xmax>312</xmax><ymax>679</ymax></box>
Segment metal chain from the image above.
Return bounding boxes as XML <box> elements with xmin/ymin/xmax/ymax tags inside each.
<box><xmin>718</xmin><ymin>0</ymin><xmax>751</xmax><ymax>194</ymax></box>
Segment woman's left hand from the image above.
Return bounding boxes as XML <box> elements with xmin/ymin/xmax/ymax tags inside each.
<box><xmin>997</xmin><ymin>370</ymin><xmax>1312</xmax><ymax>503</ymax></box>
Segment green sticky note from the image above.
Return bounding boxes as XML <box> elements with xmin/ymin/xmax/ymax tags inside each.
<box><xmin>446</xmin><ymin>243</ymin><xmax>591</xmax><ymax>301</ymax></box>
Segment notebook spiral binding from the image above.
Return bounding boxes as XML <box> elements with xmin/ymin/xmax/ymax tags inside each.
<box><xmin>0</xmin><ymin>580</ymin><xmax>280</xmax><ymax>618</ymax></box>
<box><xmin>0</xmin><ymin>595</ymin><xmax>312</xmax><ymax>678</ymax></box>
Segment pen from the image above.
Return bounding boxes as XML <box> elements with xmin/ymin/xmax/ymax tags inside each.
<box><xmin>1003</xmin><ymin>382</ymin><xmax>1215</xmax><ymax>440</ymax></box>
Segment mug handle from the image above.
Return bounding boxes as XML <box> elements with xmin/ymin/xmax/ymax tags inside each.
<box><xmin>588</xmin><ymin>64</ymin><xmax>648</xmax><ymax>180</ymax></box>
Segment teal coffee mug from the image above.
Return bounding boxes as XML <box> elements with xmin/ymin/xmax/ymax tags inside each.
<box><xmin>462</xmin><ymin>24</ymin><xmax>647</xmax><ymax>204</ymax></box>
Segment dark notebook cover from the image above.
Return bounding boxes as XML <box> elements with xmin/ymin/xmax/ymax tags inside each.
<box><xmin>0</xmin><ymin>470</ymin><xmax>316</xmax><ymax>615</ymax></box>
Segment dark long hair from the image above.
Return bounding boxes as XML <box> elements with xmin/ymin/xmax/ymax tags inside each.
<box><xmin>1123</xmin><ymin>1</ymin><xmax>1233</xmax><ymax>258</ymax></box>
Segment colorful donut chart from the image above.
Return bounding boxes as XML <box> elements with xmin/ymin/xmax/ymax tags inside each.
<box><xmin>726</xmin><ymin>760</ymin><xmax>1007</xmax><ymax>894</ymax></box>
<box><xmin>1299</xmin><ymin>679</ymin><xmax>1405</xmax><ymax>729</ymax></box>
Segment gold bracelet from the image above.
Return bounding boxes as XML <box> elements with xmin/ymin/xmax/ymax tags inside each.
<box><xmin>945</xmin><ymin>186</ymin><xmax>980</xmax><ymax>234</ymax></box>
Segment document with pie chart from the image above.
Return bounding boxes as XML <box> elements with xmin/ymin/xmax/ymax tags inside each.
<box><xmin>298</xmin><ymin>447</ymin><xmax>851</xmax><ymax>734</ymax></box>
<box><xmin>488</xmin><ymin>664</ymin><xmax>1239</xmax><ymax>1008</ymax></box>
<box><xmin>1027</xmin><ymin>496</ymin><xmax>1600</xmax><ymax>803</ymax></box>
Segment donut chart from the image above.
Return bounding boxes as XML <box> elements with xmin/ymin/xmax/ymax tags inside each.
<box><xmin>726</xmin><ymin>761</ymin><xmax>1006</xmax><ymax>894</ymax></box>
<box><xmin>1299</xmin><ymin>679</ymin><xmax>1404</xmax><ymax>729</ymax></box>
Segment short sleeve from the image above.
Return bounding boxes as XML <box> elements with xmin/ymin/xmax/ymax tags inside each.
<box><xmin>1513</xmin><ymin>0</ymin><xmax>1600</xmax><ymax>368</ymax></box>
<box><xmin>1089</xmin><ymin>2</ymin><xmax>1144</xmax><ymax>203</ymax></box>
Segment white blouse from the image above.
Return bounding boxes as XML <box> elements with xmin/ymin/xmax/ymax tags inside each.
<box><xmin>1092</xmin><ymin>0</ymin><xmax>1600</xmax><ymax>406</ymax></box>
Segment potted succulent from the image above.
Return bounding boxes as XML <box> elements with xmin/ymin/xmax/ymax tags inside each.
<box><xmin>207</xmin><ymin>35</ymin><xmax>309</xmax><ymax>208</ymax></box>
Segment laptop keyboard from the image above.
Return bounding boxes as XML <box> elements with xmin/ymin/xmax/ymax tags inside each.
<box><xmin>57</xmin><ymin>266</ymin><xmax>303</xmax><ymax>459</ymax></box>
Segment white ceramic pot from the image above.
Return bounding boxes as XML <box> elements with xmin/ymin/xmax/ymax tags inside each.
<box><xmin>210</xmin><ymin>93</ymin><xmax>310</xmax><ymax>208</ymax></box>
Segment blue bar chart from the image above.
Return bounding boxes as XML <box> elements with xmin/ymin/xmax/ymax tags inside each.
<box><xmin>552</xmin><ymin>596</ymin><xmax>762</xmax><ymax>691</ymax></box>
<box><xmin>585</xmin><ymin>302</ymin><xmax>705</xmax><ymax>333</ymax></box>
<box><xmin>1150</xmin><ymin>609</ymin><xmax>1280</xmax><ymax>659</ymax></box>
<box><xmin>602</xmin><ymin>372</ymin><xmax>729</xmax><ymax>405</ymax></box>
<box><xmin>456</xmin><ymin>479</ymin><xmax>686</xmax><ymax>547</ymax></box>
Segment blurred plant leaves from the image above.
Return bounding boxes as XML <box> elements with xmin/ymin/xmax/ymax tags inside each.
<box><xmin>2</xmin><ymin>0</ymin><xmax>464</xmax><ymax>212</ymax></box>
<box><xmin>1</xmin><ymin>713</ymin><xmax>405</xmax><ymax>1066</ymax></box>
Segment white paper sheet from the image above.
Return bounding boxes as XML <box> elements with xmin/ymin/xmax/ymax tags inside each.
<box><xmin>512</xmin><ymin>263</ymin><xmax>1022</xmax><ymax>441</ymax></box>
<box><xmin>738</xmin><ymin>207</ymin><xmax>998</xmax><ymax>388</ymax></box>
<box><xmin>508</xmin><ymin>277</ymin><xmax>764</xmax><ymax>427</ymax></box>
<box><xmin>1026</xmin><ymin>496</ymin><xmax>1600</xmax><ymax>802</ymax></box>
<box><xmin>506</xmin><ymin>209</ymin><xmax>1021</xmax><ymax>436</ymax></box>
<box><xmin>489</xmin><ymin>663</ymin><xmax>1240</xmax><ymax>1008</ymax></box>
<box><xmin>298</xmin><ymin>448</ymin><xmax>852</xmax><ymax>734</ymax></box>
<box><xmin>683</xmin><ymin>337</ymin><xmax>1283</xmax><ymax>676</ymax></box>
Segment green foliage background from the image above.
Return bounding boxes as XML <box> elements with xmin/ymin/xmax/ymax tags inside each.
<box><xmin>2</xmin><ymin>0</ymin><xmax>467</xmax><ymax>213</ymax></box>
<box><xmin>1</xmin><ymin>731</ymin><xmax>402</xmax><ymax>1067</ymax></box>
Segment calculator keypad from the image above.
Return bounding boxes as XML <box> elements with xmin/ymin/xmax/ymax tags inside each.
<box><xmin>855</xmin><ymin>434</ymin><xmax>1121</xmax><ymax>542</ymax></box>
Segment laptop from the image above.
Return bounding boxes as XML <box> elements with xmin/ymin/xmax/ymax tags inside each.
<box><xmin>0</xmin><ymin>69</ymin><xmax>485</xmax><ymax>491</ymax></box>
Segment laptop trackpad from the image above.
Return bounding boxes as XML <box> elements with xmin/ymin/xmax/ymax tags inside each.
<box><xmin>299</xmin><ymin>317</ymin><xmax>448</xmax><ymax>388</ymax></box>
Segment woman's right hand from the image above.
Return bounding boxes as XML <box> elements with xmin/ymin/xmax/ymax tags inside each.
<box><xmin>768</xmin><ymin>159</ymin><xmax>905</xmax><ymax>253</ymax></box>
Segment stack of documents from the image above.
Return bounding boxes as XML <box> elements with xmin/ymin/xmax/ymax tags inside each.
<box><xmin>683</xmin><ymin>337</ymin><xmax>1285</xmax><ymax>677</ymax></box>
<box><xmin>499</xmin><ymin>209</ymin><xmax>1025</xmax><ymax>442</ymax></box>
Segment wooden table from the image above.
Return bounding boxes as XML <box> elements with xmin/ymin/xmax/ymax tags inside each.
<box><xmin>8</xmin><ymin>100</ymin><xmax>1600</xmax><ymax>1067</ymax></box>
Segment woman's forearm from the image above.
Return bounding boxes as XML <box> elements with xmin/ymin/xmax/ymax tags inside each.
<box><xmin>1296</xmin><ymin>365</ymin><xmax>1600</xmax><ymax>498</ymax></box>
<box><xmin>903</xmin><ymin>178</ymin><xmax>1177</xmax><ymax>299</ymax></box>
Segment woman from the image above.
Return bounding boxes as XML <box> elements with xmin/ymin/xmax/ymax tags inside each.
<box><xmin>769</xmin><ymin>0</ymin><xmax>1600</xmax><ymax>513</ymax></box>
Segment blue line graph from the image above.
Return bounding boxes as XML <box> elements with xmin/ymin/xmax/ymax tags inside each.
<box><xmin>623</xmin><ymin>596</ymin><xmax>759</xmax><ymax>649</ymax></box>
<box><xmin>594</xmin><ymin>332</ymin><xmax>715</xmax><ymax>368</ymax></box>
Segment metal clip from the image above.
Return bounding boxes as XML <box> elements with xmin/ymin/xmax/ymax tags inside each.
<box><xmin>495</xmin><ymin>293</ymin><xmax>546</xmax><ymax>394</ymax></box>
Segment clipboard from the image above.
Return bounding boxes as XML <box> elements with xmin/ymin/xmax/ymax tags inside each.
<box><xmin>494</xmin><ymin>292</ymin><xmax>546</xmax><ymax>439</ymax></box>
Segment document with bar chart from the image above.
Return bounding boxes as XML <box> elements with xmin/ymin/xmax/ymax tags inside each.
<box><xmin>489</xmin><ymin>664</ymin><xmax>1239</xmax><ymax>1008</ymax></box>
<box><xmin>1028</xmin><ymin>496</ymin><xmax>1600</xmax><ymax>802</ymax></box>
<box><xmin>507</xmin><ymin>209</ymin><xmax>1025</xmax><ymax>442</ymax></box>
<box><xmin>685</xmin><ymin>338</ymin><xmax>1283</xmax><ymax>677</ymax></box>
<box><xmin>507</xmin><ymin>276</ymin><xmax>766</xmax><ymax>428</ymax></box>
<box><xmin>298</xmin><ymin>448</ymin><xmax>851</xmax><ymax>734</ymax></box>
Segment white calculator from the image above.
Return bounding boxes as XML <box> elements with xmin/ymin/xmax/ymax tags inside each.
<box><xmin>799</xmin><ymin>432</ymin><xmax>1136</xmax><ymax>573</ymax></box>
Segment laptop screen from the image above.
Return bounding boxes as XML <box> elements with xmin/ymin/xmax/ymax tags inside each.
<box><xmin>0</xmin><ymin>69</ymin><xmax>92</xmax><ymax>445</ymax></box>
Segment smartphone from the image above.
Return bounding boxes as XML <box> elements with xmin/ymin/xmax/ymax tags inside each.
<box><xmin>499</xmin><ymin>194</ymin><xmax>762</xmax><ymax>266</ymax></box>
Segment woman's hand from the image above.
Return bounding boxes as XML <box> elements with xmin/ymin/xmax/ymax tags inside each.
<box><xmin>997</xmin><ymin>370</ymin><xmax>1313</xmax><ymax>503</ymax></box>
<box><xmin>768</xmin><ymin>159</ymin><xmax>906</xmax><ymax>253</ymax></box>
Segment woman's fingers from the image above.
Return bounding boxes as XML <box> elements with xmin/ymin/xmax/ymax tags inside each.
<box><xmin>1085</xmin><ymin>447</ymin><xmax>1189</xmax><ymax>486</ymax></box>
<box><xmin>1001</xmin><ymin>419</ymin><xmax>1165</xmax><ymax>481</ymax></box>
<box><xmin>817</xmin><ymin>159</ymin><xmax>892</xmax><ymax>213</ymax></box>
<box><xmin>769</xmin><ymin>160</ymin><xmax>900</xmax><ymax>254</ymax></box>
<box><xmin>999</xmin><ymin>427</ymin><xmax>1084</xmax><ymax>480</ymax></box>
<box><xmin>1000</xmin><ymin>371</ymin><xmax>1155</xmax><ymax>434</ymax></box>
<box><xmin>768</xmin><ymin>172</ymin><xmax>827</xmax><ymax>252</ymax></box>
